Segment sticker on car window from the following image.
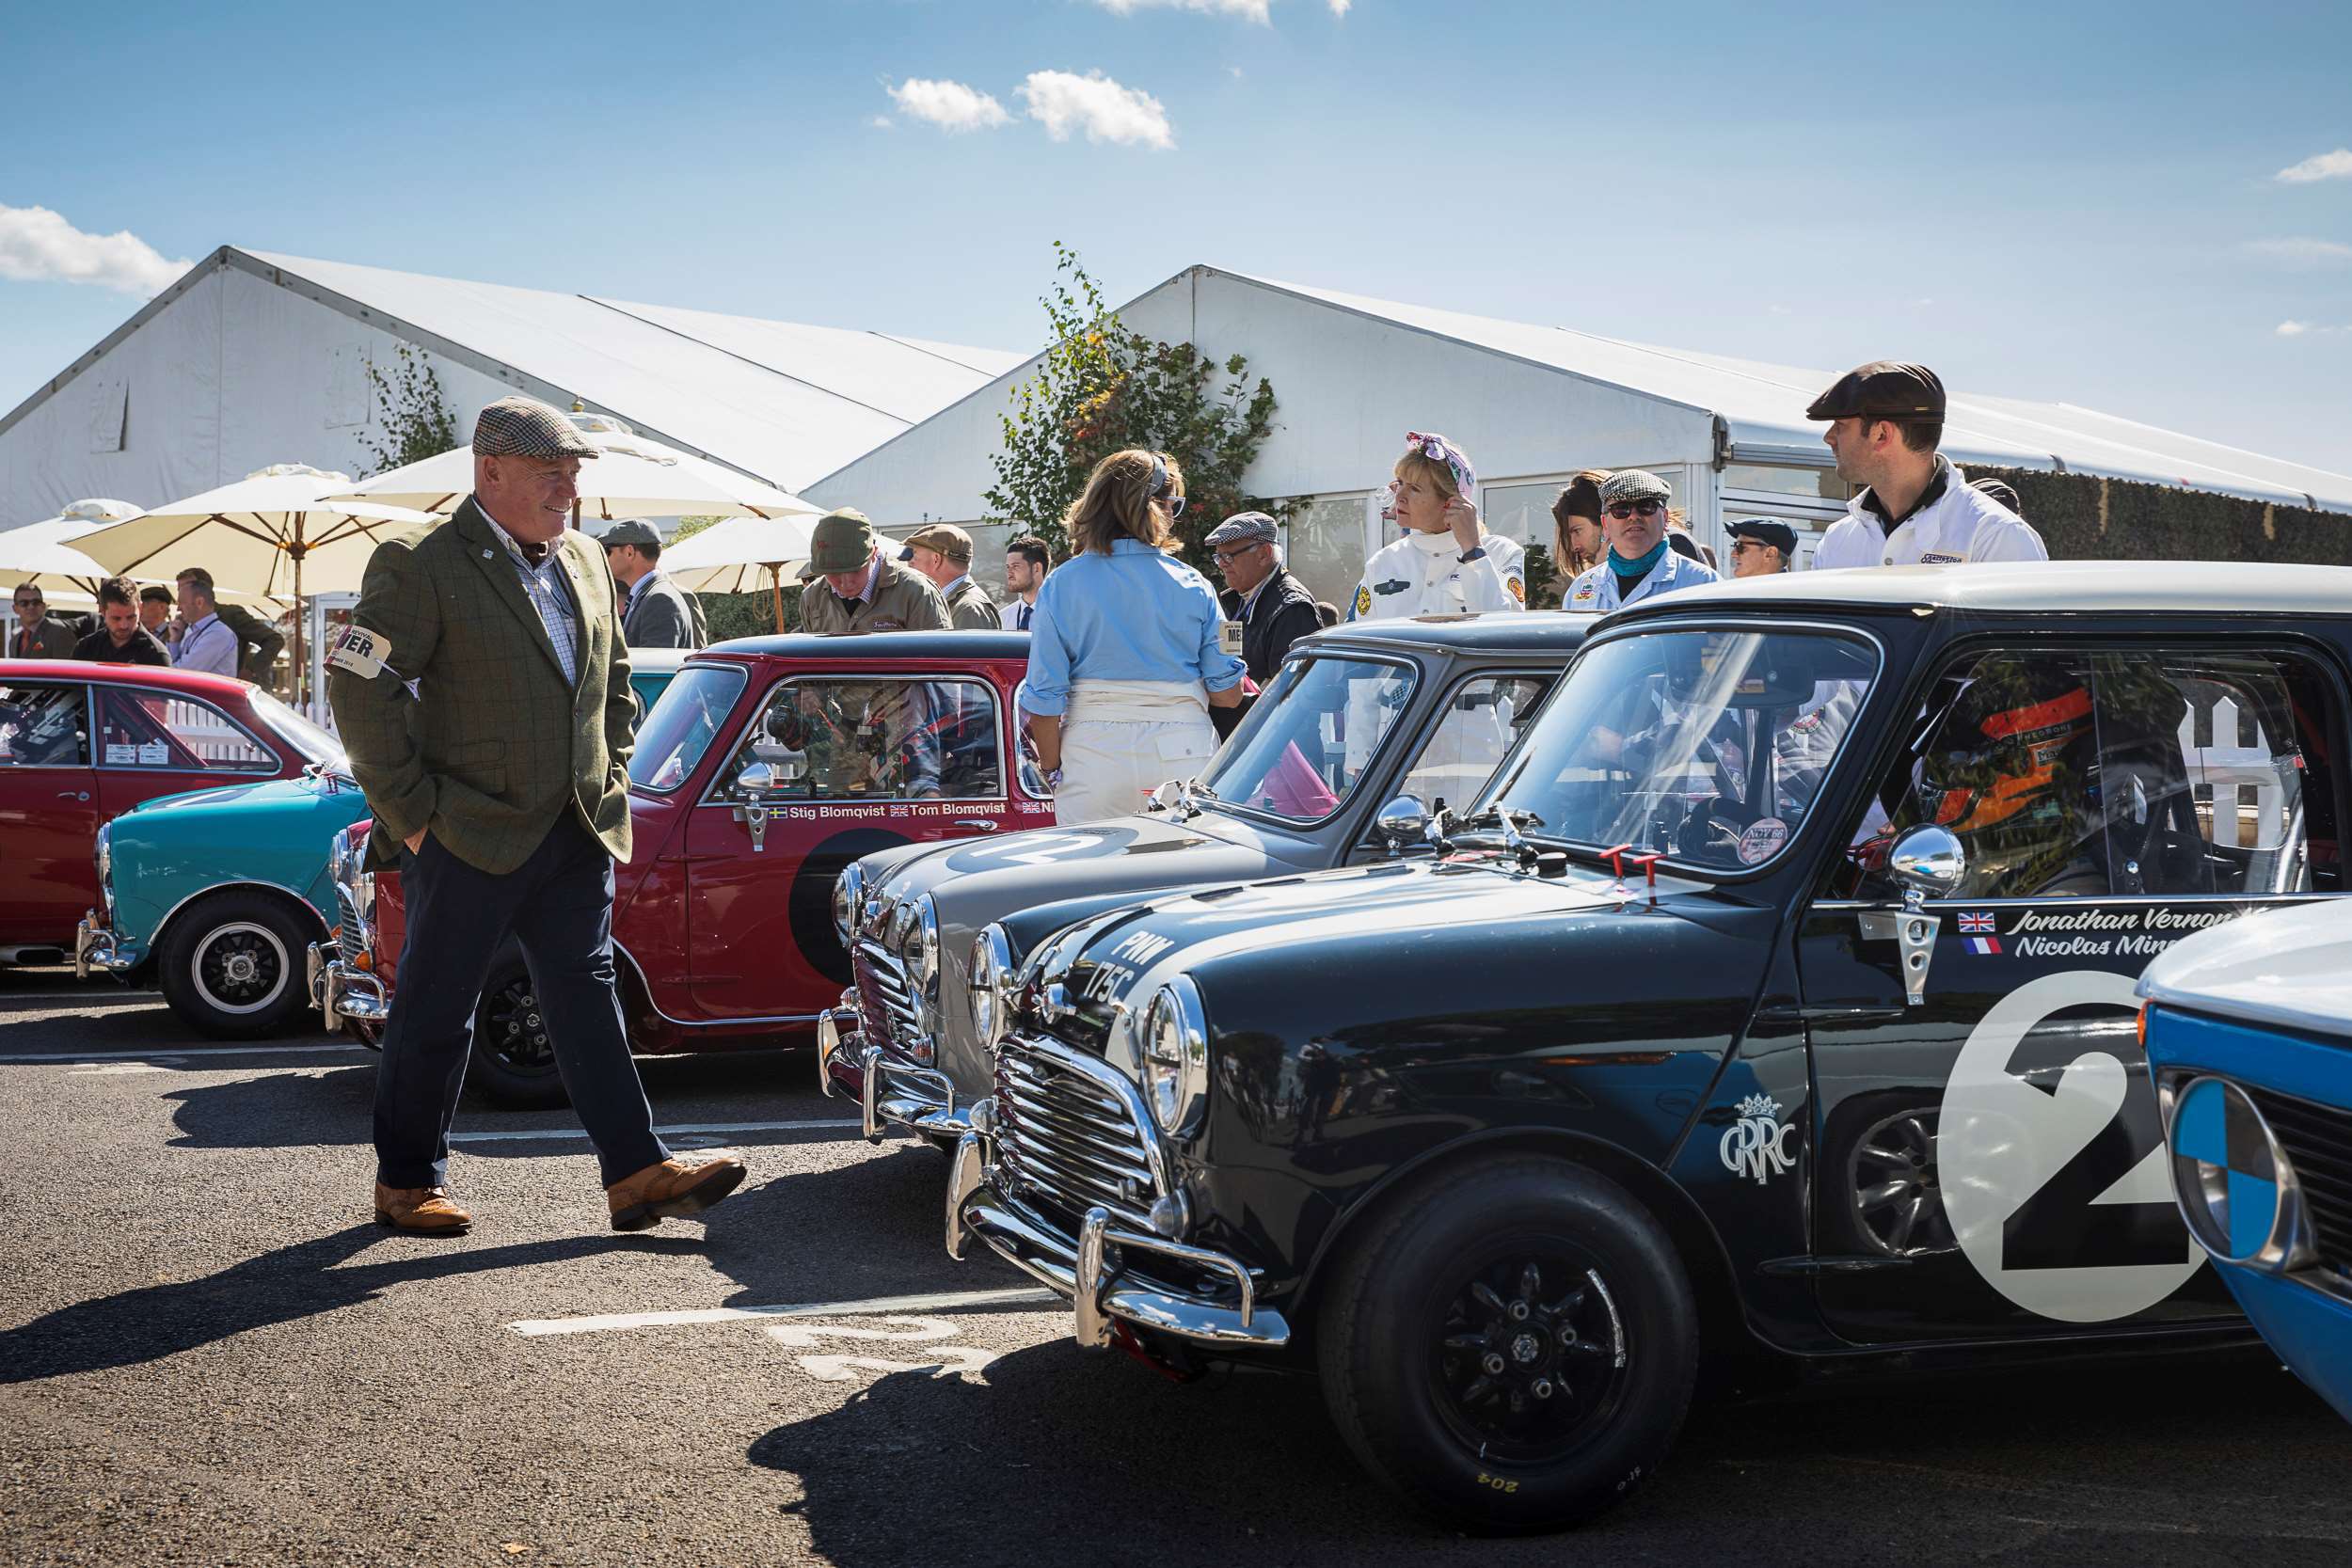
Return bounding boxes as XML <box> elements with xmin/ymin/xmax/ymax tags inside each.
<box><xmin>1737</xmin><ymin>816</ymin><xmax>1788</xmax><ymax>863</ymax></box>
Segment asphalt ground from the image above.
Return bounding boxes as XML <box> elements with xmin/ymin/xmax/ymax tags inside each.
<box><xmin>3</xmin><ymin>967</ymin><xmax>2349</xmax><ymax>1567</ymax></box>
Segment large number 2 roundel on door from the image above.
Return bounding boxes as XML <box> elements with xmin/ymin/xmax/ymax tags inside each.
<box><xmin>1938</xmin><ymin>970</ymin><xmax>2203</xmax><ymax>1323</ymax></box>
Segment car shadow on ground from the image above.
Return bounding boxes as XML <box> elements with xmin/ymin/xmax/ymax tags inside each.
<box><xmin>0</xmin><ymin>1225</ymin><xmax>706</xmax><ymax>1385</ymax></box>
<box><xmin>747</xmin><ymin>1343</ymin><xmax>2352</xmax><ymax>1565</ymax></box>
<box><xmin>699</xmin><ymin>1138</ymin><xmax>972</xmax><ymax>1307</ymax></box>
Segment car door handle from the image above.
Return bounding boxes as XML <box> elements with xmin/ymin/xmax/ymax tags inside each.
<box><xmin>952</xmin><ymin>817</ymin><xmax>999</xmax><ymax>832</ymax></box>
<box><xmin>56</xmin><ymin>791</ymin><xmax>89</xmax><ymax>801</ymax></box>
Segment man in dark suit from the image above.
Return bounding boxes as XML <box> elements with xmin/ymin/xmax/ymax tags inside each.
<box><xmin>598</xmin><ymin>518</ymin><xmax>704</xmax><ymax>648</ymax></box>
<box><xmin>328</xmin><ymin>396</ymin><xmax>744</xmax><ymax>1237</ymax></box>
<box><xmin>9</xmin><ymin>586</ymin><xmax>78</xmax><ymax>658</ymax></box>
<box><xmin>1206</xmin><ymin>512</ymin><xmax>1320</xmax><ymax>683</ymax></box>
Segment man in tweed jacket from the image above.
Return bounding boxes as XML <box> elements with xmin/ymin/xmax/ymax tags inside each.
<box><xmin>328</xmin><ymin>395</ymin><xmax>744</xmax><ymax>1238</ymax></box>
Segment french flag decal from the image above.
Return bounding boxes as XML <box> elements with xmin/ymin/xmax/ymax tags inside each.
<box><xmin>1957</xmin><ymin>911</ymin><xmax>1996</xmax><ymax>934</ymax></box>
<box><xmin>1965</xmin><ymin>936</ymin><xmax>2002</xmax><ymax>955</ymax></box>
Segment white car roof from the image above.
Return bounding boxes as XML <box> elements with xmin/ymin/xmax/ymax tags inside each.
<box><xmin>1622</xmin><ymin>561</ymin><xmax>2352</xmax><ymax>619</ymax></box>
<box><xmin>2136</xmin><ymin>899</ymin><xmax>2352</xmax><ymax>1039</ymax></box>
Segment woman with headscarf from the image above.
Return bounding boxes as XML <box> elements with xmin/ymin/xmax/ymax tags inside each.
<box><xmin>1348</xmin><ymin>432</ymin><xmax>1526</xmax><ymax>621</ymax></box>
<box><xmin>1023</xmin><ymin>449</ymin><xmax>1247</xmax><ymax>825</ymax></box>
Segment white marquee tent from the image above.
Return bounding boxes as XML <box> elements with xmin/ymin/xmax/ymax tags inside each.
<box><xmin>805</xmin><ymin>265</ymin><xmax>2352</xmax><ymax>605</ymax></box>
<box><xmin>0</xmin><ymin>245</ymin><xmax>1025</xmax><ymax>536</ymax></box>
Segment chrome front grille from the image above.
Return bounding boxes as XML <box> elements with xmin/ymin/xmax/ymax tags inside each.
<box><xmin>994</xmin><ymin>1033</ymin><xmax>1162</xmax><ymax>1232</ymax></box>
<box><xmin>2248</xmin><ymin>1085</ymin><xmax>2352</xmax><ymax>1281</ymax></box>
<box><xmin>334</xmin><ymin>884</ymin><xmax>369</xmax><ymax>964</ymax></box>
<box><xmin>853</xmin><ymin>937</ymin><xmax>924</xmax><ymax>1054</ymax></box>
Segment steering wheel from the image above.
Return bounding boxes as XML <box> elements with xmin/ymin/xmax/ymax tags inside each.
<box><xmin>1676</xmin><ymin>798</ymin><xmax>1750</xmax><ymax>865</ymax></box>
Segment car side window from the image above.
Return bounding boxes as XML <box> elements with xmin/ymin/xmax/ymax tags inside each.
<box><xmin>713</xmin><ymin>676</ymin><xmax>1001</xmax><ymax>803</ymax></box>
<box><xmin>1391</xmin><ymin>673</ymin><xmax>1555</xmax><ymax>815</ymax></box>
<box><xmin>1852</xmin><ymin>649</ymin><xmax>2334</xmax><ymax>900</ymax></box>
<box><xmin>0</xmin><ymin>683</ymin><xmax>90</xmax><ymax>767</ymax></box>
<box><xmin>94</xmin><ymin>688</ymin><xmax>277</xmax><ymax>773</ymax></box>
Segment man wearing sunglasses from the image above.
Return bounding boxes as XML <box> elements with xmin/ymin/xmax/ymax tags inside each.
<box><xmin>1205</xmin><ymin>511</ymin><xmax>1319</xmax><ymax>683</ymax></box>
<box><xmin>1806</xmin><ymin>361</ymin><xmax>2047</xmax><ymax>570</ymax></box>
<box><xmin>1728</xmin><ymin>518</ymin><xmax>1798</xmax><ymax>578</ymax></box>
<box><xmin>9</xmin><ymin>588</ymin><xmax>76</xmax><ymax>659</ymax></box>
<box><xmin>1565</xmin><ymin>470</ymin><xmax>1720</xmax><ymax>611</ymax></box>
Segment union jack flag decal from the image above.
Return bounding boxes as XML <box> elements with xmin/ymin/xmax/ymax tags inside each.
<box><xmin>1957</xmin><ymin>911</ymin><xmax>1996</xmax><ymax>934</ymax></box>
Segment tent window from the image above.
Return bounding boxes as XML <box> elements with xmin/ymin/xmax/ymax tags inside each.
<box><xmin>325</xmin><ymin>346</ymin><xmax>368</xmax><ymax>429</ymax></box>
<box><xmin>87</xmin><ymin>377</ymin><xmax>127</xmax><ymax>453</ymax></box>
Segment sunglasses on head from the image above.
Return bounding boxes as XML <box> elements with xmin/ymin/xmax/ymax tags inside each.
<box><xmin>1146</xmin><ymin>453</ymin><xmax>1185</xmax><ymax>518</ymax></box>
<box><xmin>1605</xmin><ymin>499</ymin><xmax>1665</xmax><ymax>520</ymax></box>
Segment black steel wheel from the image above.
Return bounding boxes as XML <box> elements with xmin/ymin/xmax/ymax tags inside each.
<box><xmin>1846</xmin><ymin>1107</ymin><xmax>1955</xmax><ymax>1257</ymax></box>
<box><xmin>1317</xmin><ymin>1155</ymin><xmax>1697</xmax><ymax>1532</ymax></box>
<box><xmin>463</xmin><ymin>960</ymin><xmax>567</xmax><ymax>1110</ymax></box>
<box><xmin>158</xmin><ymin>890</ymin><xmax>316</xmax><ymax>1039</ymax></box>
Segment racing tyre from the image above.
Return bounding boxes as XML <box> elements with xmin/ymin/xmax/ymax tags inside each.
<box><xmin>1317</xmin><ymin>1155</ymin><xmax>1697</xmax><ymax>1532</ymax></box>
<box><xmin>463</xmin><ymin>963</ymin><xmax>567</xmax><ymax>1110</ymax></box>
<box><xmin>159</xmin><ymin>891</ymin><xmax>316</xmax><ymax>1039</ymax></box>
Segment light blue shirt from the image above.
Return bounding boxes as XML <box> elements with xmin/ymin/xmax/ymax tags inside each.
<box><xmin>1023</xmin><ymin>539</ymin><xmax>1245</xmax><ymax>717</ymax></box>
<box><xmin>171</xmin><ymin>612</ymin><xmax>239</xmax><ymax>677</ymax></box>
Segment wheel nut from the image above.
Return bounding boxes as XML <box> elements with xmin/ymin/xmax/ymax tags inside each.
<box><xmin>1481</xmin><ymin>1353</ymin><xmax>1506</xmax><ymax>1376</ymax></box>
<box><xmin>1532</xmin><ymin>1378</ymin><xmax>1554</xmax><ymax>1400</ymax></box>
<box><xmin>1507</xmin><ymin>1300</ymin><xmax>1530</xmax><ymax>1322</ymax></box>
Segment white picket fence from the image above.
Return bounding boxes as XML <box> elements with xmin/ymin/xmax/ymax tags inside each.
<box><xmin>2180</xmin><ymin>694</ymin><xmax>2283</xmax><ymax>847</ymax></box>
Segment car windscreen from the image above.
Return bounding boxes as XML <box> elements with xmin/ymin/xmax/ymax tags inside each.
<box><xmin>247</xmin><ymin>689</ymin><xmax>347</xmax><ymax>771</ymax></box>
<box><xmin>630</xmin><ymin>664</ymin><xmax>749</xmax><ymax>793</ymax></box>
<box><xmin>1479</xmin><ymin>626</ymin><xmax>1879</xmax><ymax>871</ymax></box>
<box><xmin>1198</xmin><ymin>654</ymin><xmax>1417</xmax><ymax>824</ymax></box>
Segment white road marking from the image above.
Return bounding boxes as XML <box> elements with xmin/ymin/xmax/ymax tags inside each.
<box><xmin>450</xmin><ymin>1117</ymin><xmax>861</xmax><ymax>1146</ymax></box>
<box><xmin>0</xmin><ymin>990</ymin><xmax>161</xmax><ymax>1002</ymax></box>
<box><xmin>68</xmin><ymin>1061</ymin><xmax>183</xmax><ymax>1075</ymax></box>
<box><xmin>0</xmin><ymin>1042</ymin><xmax>367</xmax><ymax>1064</ymax></box>
<box><xmin>508</xmin><ymin>1285</ymin><xmax>1055</xmax><ymax>1337</ymax></box>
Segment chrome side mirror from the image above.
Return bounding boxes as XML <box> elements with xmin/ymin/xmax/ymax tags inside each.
<box><xmin>1887</xmin><ymin>825</ymin><xmax>1965</xmax><ymax>902</ymax></box>
<box><xmin>1858</xmin><ymin>826</ymin><xmax>1966</xmax><ymax>1007</ymax></box>
<box><xmin>738</xmin><ymin>761</ymin><xmax>778</xmax><ymax>796</ymax></box>
<box><xmin>1374</xmin><ymin>795</ymin><xmax>1429</xmax><ymax>856</ymax></box>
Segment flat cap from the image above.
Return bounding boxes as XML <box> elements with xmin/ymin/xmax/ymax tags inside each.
<box><xmin>1598</xmin><ymin>469</ymin><xmax>1673</xmax><ymax>506</ymax></box>
<box><xmin>1729</xmin><ymin>517</ymin><xmax>1798</xmax><ymax>555</ymax></box>
<box><xmin>900</xmin><ymin>522</ymin><xmax>974</xmax><ymax>563</ymax></box>
<box><xmin>809</xmin><ymin>508</ymin><xmax>878</xmax><ymax>574</ymax></box>
<box><xmin>1805</xmin><ymin>361</ymin><xmax>1946</xmax><ymax>421</ymax></box>
<box><xmin>472</xmin><ymin>395</ymin><xmax>599</xmax><ymax>459</ymax></box>
<box><xmin>596</xmin><ymin>517</ymin><xmax>660</xmax><ymax>548</ymax></box>
<box><xmin>1203</xmin><ymin>511</ymin><xmax>1279</xmax><ymax>549</ymax></box>
<box><xmin>1968</xmin><ymin>476</ymin><xmax>2024</xmax><ymax>518</ymax></box>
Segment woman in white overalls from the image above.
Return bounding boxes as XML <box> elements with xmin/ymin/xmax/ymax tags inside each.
<box><xmin>1563</xmin><ymin>469</ymin><xmax>1720</xmax><ymax>612</ymax></box>
<box><xmin>1024</xmin><ymin>450</ymin><xmax>1248</xmax><ymax>826</ymax></box>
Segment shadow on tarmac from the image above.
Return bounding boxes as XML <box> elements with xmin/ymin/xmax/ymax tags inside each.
<box><xmin>699</xmin><ymin>1139</ymin><xmax>968</xmax><ymax>1307</ymax></box>
<box><xmin>0</xmin><ymin>1225</ymin><xmax>704</xmax><ymax>1385</ymax></box>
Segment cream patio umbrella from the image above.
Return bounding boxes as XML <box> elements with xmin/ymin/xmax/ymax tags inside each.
<box><xmin>0</xmin><ymin>499</ymin><xmax>145</xmax><ymax>599</ymax></box>
<box><xmin>329</xmin><ymin>411</ymin><xmax>819</xmax><ymax>526</ymax></box>
<box><xmin>71</xmin><ymin>465</ymin><xmax>432</xmax><ymax>701</ymax></box>
<box><xmin>660</xmin><ymin>512</ymin><xmax>837</xmax><ymax>633</ymax></box>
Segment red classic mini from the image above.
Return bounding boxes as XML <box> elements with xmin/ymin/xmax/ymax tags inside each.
<box><xmin>311</xmin><ymin>631</ymin><xmax>1046</xmax><ymax>1105</ymax></box>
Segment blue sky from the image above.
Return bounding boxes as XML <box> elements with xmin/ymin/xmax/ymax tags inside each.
<box><xmin>4</xmin><ymin>0</ymin><xmax>2348</xmax><ymax>480</ymax></box>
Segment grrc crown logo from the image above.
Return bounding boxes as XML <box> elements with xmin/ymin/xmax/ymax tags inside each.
<box><xmin>1720</xmin><ymin>1093</ymin><xmax>1796</xmax><ymax>1185</ymax></box>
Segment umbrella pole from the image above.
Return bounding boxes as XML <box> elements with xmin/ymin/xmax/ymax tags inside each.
<box><xmin>771</xmin><ymin>564</ymin><xmax>785</xmax><ymax>633</ymax></box>
<box><xmin>291</xmin><ymin>542</ymin><xmax>305</xmax><ymax>711</ymax></box>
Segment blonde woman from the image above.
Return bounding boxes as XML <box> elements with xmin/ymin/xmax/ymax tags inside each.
<box><xmin>1549</xmin><ymin>469</ymin><xmax>1610</xmax><ymax>588</ymax></box>
<box><xmin>1025</xmin><ymin>450</ymin><xmax>1247</xmax><ymax>825</ymax></box>
<box><xmin>1348</xmin><ymin>432</ymin><xmax>1526</xmax><ymax>621</ymax></box>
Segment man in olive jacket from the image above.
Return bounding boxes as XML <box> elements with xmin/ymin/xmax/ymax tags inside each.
<box><xmin>327</xmin><ymin>395</ymin><xmax>744</xmax><ymax>1239</ymax></box>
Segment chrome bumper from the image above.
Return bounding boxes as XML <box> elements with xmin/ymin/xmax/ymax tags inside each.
<box><xmin>307</xmin><ymin>942</ymin><xmax>388</xmax><ymax>1030</ymax></box>
<box><xmin>946</xmin><ymin>1125</ymin><xmax>1290</xmax><ymax>1350</ymax></box>
<box><xmin>73</xmin><ymin>914</ymin><xmax>135</xmax><ymax>980</ymax></box>
<box><xmin>819</xmin><ymin>989</ymin><xmax>968</xmax><ymax>1142</ymax></box>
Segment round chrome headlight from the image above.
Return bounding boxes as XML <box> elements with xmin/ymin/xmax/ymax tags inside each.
<box><xmin>1141</xmin><ymin>977</ymin><xmax>1209</xmax><ymax>1134</ymax></box>
<box><xmin>969</xmin><ymin>924</ymin><xmax>1015</xmax><ymax>1053</ymax></box>
<box><xmin>833</xmin><ymin>863</ymin><xmax>865</xmax><ymax>947</ymax></box>
<box><xmin>326</xmin><ymin>827</ymin><xmax>348</xmax><ymax>888</ymax></box>
<box><xmin>907</xmin><ymin>895</ymin><xmax>942</xmax><ymax>991</ymax></box>
<box><xmin>95</xmin><ymin>823</ymin><xmax>114</xmax><ymax>916</ymax></box>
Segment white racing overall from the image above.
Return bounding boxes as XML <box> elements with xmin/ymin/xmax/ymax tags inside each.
<box><xmin>1055</xmin><ymin>678</ymin><xmax>1218</xmax><ymax>827</ymax></box>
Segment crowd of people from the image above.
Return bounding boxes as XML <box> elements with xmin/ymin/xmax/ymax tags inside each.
<box><xmin>10</xmin><ymin>567</ymin><xmax>287</xmax><ymax>682</ymax></box>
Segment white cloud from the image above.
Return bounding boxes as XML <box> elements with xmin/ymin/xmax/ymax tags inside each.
<box><xmin>1089</xmin><ymin>0</ymin><xmax>1272</xmax><ymax>22</ymax></box>
<box><xmin>1327</xmin><ymin>0</ymin><xmax>1351</xmax><ymax>12</ymax></box>
<box><xmin>869</xmin><ymin>115</ymin><xmax>895</xmax><ymax>129</ymax></box>
<box><xmin>2244</xmin><ymin>237</ymin><xmax>2352</xmax><ymax>267</ymax></box>
<box><xmin>1226</xmin><ymin>64</ymin><xmax>1246</xmax><ymax>79</ymax></box>
<box><xmin>0</xmin><ymin>203</ymin><xmax>188</xmax><ymax>297</ymax></box>
<box><xmin>1018</xmin><ymin>71</ymin><xmax>1175</xmax><ymax>150</ymax></box>
<box><xmin>2275</xmin><ymin>148</ymin><xmax>2352</xmax><ymax>184</ymax></box>
<box><xmin>2277</xmin><ymin>321</ymin><xmax>2310</xmax><ymax>337</ymax></box>
<box><xmin>886</xmin><ymin>77</ymin><xmax>1012</xmax><ymax>133</ymax></box>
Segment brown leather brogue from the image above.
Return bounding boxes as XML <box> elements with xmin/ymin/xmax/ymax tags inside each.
<box><xmin>605</xmin><ymin>1153</ymin><xmax>747</xmax><ymax>1232</ymax></box>
<box><xmin>373</xmin><ymin>1181</ymin><xmax>473</xmax><ymax>1236</ymax></box>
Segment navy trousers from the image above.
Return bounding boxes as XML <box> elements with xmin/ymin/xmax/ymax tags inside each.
<box><xmin>373</xmin><ymin>814</ymin><xmax>669</xmax><ymax>1190</ymax></box>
